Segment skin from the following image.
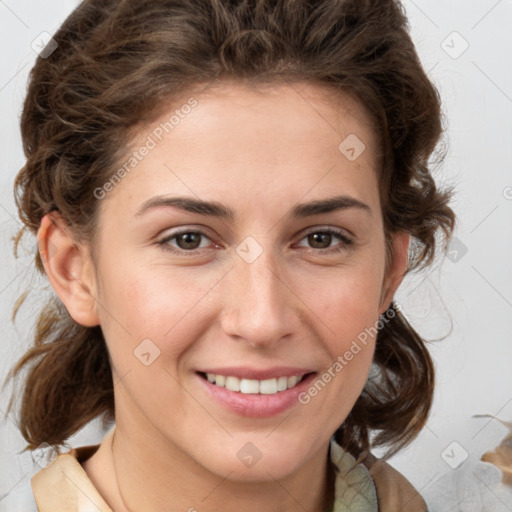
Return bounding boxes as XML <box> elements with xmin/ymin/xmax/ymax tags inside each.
<box><xmin>38</xmin><ymin>80</ymin><xmax>409</xmax><ymax>512</ymax></box>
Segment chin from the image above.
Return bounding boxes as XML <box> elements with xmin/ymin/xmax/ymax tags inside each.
<box><xmin>213</xmin><ymin>456</ymin><xmax>302</xmax><ymax>483</ymax></box>
<box><xmin>194</xmin><ymin>437</ymin><xmax>315</xmax><ymax>483</ymax></box>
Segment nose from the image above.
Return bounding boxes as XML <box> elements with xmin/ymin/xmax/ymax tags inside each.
<box><xmin>219</xmin><ymin>242</ymin><xmax>301</xmax><ymax>349</ymax></box>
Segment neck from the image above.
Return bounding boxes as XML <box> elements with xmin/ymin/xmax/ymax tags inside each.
<box><xmin>88</xmin><ymin>422</ymin><xmax>335</xmax><ymax>512</ymax></box>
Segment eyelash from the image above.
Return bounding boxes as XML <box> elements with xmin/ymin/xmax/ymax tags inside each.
<box><xmin>156</xmin><ymin>228</ymin><xmax>354</xmax><ymax>256</ymax></box>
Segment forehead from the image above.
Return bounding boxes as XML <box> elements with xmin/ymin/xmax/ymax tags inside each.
<box><xmin>99</xmin><ymin>80</ymin><xmax>380</xmax><ymax>220</ymax></box>
<box><xmin>159</xmin><ymin>79</ymin><xmax>377</xmax><ymax>158</ymax></box>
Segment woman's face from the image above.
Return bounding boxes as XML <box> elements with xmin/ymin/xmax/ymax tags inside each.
<box><xmin>79</xmin><ymin>81</ymin><xmax>407</xmax><ymax>480</ymax></box>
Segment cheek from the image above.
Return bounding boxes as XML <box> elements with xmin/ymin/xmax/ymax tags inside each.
<box><xmin>96</xmin><ymin>263</ymin><xmax>219</xmax><ymax>367</ymax></box>
<box><xmin>301</xmin><ymin>259</ymin><xmax>385</xmax><ymax>347</ymax></box>
<box><xmin>297</xmin><ymin>266</ymin><xmax>383</xmax><ymax>414</ymax></box>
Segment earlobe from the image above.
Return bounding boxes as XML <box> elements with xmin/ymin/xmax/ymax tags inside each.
<box><xmin>378</xmin><ymin>231</ymin><xmax>410</xmax><ymax>315</ymax></box>
<box><xmin>37</xmin><ymin>212</ymin><xmax>100</xmax><ymax>327</ymax></box>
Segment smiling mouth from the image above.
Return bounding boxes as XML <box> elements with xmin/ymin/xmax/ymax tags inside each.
<box><xmin>197</xmin><ymin>371</ymin><xmax>315</xmax><ymax>395</ymax></box>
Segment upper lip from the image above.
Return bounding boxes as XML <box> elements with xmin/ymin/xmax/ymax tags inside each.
<box><xmin>196</xmin><ymin>366</ymin><xmax>315</xmax><ymax>380</ymax></box>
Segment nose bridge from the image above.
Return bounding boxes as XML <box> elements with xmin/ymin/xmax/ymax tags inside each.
<box><xmin>221</xmin><ymin>237</ymin><xmax>298</xmax><ymax>347</ymax></box>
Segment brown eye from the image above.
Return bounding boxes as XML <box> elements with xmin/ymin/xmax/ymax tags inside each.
<box><xmin>307</xmin><ymin>232</ymin><xmax>333</xmax><ymax>249</ymax></box>
<box><xmin>297</xmin><ymin>228</ymin><xmax>354</xmax><ymax>253</ymax></box>
<box><xmin>175</xmin><ymin>232</ymin><xmax>203</xmax><ymax>250</ymax></box>
<box><xmin>158</xmin><ymin>229</ymin><xmax>213</xmax><ymax>254</ymax></box>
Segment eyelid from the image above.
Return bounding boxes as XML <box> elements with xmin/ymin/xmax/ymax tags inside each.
<box><xmin>156</xmin><ymin>227</ymin><xmax>218</xmax><ymax>253</ymax></box>
<box><xmin>156</xmin><ymin>225</ymin><xmax>355</xmax><ymax>255</ymax></box>
<box><xmin>298</xmin><ymin>225</ymin><xmax>354</xmax><ymax>241</ymax></box>
<box><xmin>294</xmin><ymin>226</ymin><xmax>354</xmax><ymax>252</ymax></box>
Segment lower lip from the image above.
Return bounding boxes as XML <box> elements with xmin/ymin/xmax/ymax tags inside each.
<box><xmin>196</xmin><ymin>372</ymin><xmax>317</xmax><ymax>418</ymax></box>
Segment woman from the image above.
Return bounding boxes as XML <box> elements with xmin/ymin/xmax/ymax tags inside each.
<box><xmin>8</xmin><ymin>0</ymin><xmax>455</xmax><ymax>510</ymax></box>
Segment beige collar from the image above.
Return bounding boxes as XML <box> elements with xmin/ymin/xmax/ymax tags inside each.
<box><xmin>32</xmin><ymin>428</ymin><xmax>114</xmax><ymax>512</ymax></box>
<box><xmin>31</xmin><ymin>428</ymin><xmax>426</xmax><ymax>511</ymax></box>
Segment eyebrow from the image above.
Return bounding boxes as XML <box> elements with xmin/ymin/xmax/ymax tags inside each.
<box><xmin>135</xmin><ymin>194</ymin><xmax>372</xmax><ymax>219</ymax></box>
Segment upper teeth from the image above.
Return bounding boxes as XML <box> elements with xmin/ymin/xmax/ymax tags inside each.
<box><xmin>206</xmin><ymin>373</ymin><xmax>304</xmax><ymax>394</ymax></box>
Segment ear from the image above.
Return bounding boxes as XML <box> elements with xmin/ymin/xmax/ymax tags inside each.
<box><xmin>378</xmin><ymin>231</ymin><xmax>410</xmax><ymax>315</ymax></box>
<box><xmin>37</xmin><ymin>212</ymin><xmax>100</xmax><ymax>327</ymax></box>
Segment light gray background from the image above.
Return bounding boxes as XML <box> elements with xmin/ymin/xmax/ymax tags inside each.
<box><xmin>1</xmin><ymin>1</ymin><xmax>511</xmax><ymax>510</ymax></box>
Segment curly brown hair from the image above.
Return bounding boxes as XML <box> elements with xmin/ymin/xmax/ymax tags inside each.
<box><xmin>8</xmin><ymin>0</ymin><xmax>455</xmax><ymax>458</ymax></box>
